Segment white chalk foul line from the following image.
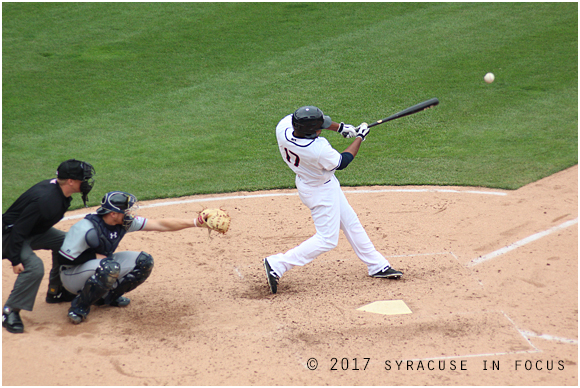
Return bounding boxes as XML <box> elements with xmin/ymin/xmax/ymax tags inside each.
<box><xmin>343</xmin><ymin>188</ymin><xmax>507</xmax><ymax>196</ymax></box>
<box><xmin>467</xmin><ymin>218</ymin><xmax>578</xmax><ymax>267</ymax></box>
<box><xmin>61</xmin><ymin>188</ymin><xmax>507</xmax><ymax>222</ymax></box>
<box><xmin>520</xmin><ymin>330</ymin><xmax>578</xmax><ymax>345</ymax></box>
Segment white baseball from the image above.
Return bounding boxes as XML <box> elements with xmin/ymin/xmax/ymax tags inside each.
<box><xmin>484</xmin><ymin>72</ymin><xmax>495</xmax><ymax>83</ymax></box>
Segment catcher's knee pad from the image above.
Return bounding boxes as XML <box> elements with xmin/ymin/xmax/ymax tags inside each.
<box><xmin>134</xmin><ymin>251</ymin><xmax>154</xmax><ymax>278</ymax></box>
<box><xmin>71</xmin><ymin>258</ymin><xmax>121</xmax><ymax>318</ymax></box>
<box><xmin>124</xmin><ymin>251</ymin><xmax>154</xmax><ymax>290</ymax></box>
<box><xmin>96</xmin><ymin>258</ymin><xmax>122</xmax><ymax>289</ymax></box>
<box><xmin>104</xmin><ymin>252</ymin><xmax>154</xmax><ymax>303</ymax></box>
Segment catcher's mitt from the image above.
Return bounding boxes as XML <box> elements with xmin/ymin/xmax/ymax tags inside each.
<box><xmin>199</xmin><ymin>208</ymin><xmax>230</xmax><ymax>234</ymax></box>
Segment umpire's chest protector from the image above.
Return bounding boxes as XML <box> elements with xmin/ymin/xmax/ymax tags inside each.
<box><xmin>85</xmin><ymin>214</ymin><xmax>127</xmax><ymax>257</ymax></box>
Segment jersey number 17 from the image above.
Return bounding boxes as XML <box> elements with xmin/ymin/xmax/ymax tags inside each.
<box><xmin>284</xmin><ymin>148</ymin><xmax>300</xmax><ymax>167</ymax></box>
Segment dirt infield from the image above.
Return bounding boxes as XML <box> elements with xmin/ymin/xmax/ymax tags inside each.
<box><xmin>2</xmin><ymin>165</ymin><xmax>577</xmax><ymax>386</ymax></box>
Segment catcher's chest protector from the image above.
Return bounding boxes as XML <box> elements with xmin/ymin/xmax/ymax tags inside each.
<box><xmin>85</xmin><ymin>214</ymin><xmax>128</xmax><ymax>256</ymax></box>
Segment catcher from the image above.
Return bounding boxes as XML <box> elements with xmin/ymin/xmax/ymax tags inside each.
<box><xmin>52</xmin><ymin>191</ymin><xmax>229</xmax><ymax>324</ymax></box>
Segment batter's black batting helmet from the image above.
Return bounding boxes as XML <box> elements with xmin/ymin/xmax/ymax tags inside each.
<box><xmin>292</xmin><ymin>106</ymin><xmax>332</xmax><ymax>139</ymax></box>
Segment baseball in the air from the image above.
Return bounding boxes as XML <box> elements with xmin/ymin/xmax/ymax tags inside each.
<box><xmin>484</xmin><ymin>72</ymin><xmax>495</xmax><ymax>83</ymax></box>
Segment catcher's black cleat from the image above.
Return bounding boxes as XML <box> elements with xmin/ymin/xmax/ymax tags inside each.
<box><xmin>67</xmin><ymin>310</ymin><xmax>83</xmax><ymax>325</ymax></box>
<box><xmin>371</xmin><ymin>266</ymin><xmax>403</xmax><ymax>279</ymax></box>
<box><xmin>264</xmin><ymin>258</ymin><xmax>279</xmax><ymax>294</ymax></box>
<box><xmin>46</xmin><ymin>288</ymin><xmax>77</xmax><ymax>304</ymax></box>
<box><xmin>109</xmin><ymin>296</ymin><xmax>131</xmax><ymax>307</ymax></box>
<box><xmin>95</xmin><ymin>296</ymin><xmax>131</xmax><ymax>307</ymax></box>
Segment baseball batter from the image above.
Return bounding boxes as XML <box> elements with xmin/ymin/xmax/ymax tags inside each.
<box><xmin>264</xmin><ymin>106</ymin><xmax>403</xmax><ymax>294</ymax></box>
<box><xmin>55</xmin><ymin>191</ymin><xmax>225</xmax><ymax>324</ymax></box>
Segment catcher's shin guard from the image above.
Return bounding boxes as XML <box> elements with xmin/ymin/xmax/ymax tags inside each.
<box><xmin>103</xmin><ymin>252</ymin><xmax>154</xmax><ymax>304</ymax></box>
<box><xmin>68</xmin><ymin>258</ymin><xmax>120</xmax><ymax>324</ymax></box>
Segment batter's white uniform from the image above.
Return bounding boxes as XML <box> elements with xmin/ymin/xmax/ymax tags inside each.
<box><xmin>266</xmin><ymin>114</ymin><xmax>392</xmax><ymax>278</ymax></box>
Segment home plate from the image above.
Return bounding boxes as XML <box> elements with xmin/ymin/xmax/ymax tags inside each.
<box><xmin>357</xmin><ymin>300</ymin><xmax>412</xmax><ymax>315</ymax></box>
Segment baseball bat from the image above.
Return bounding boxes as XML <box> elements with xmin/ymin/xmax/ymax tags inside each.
<box><xmin>368</xmin><ymin>98</ymin><xmax>439</xmax><ymax>128</ymax></box>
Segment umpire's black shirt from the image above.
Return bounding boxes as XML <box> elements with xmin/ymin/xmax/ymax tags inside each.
<box><xmin>2</xmin><ymin>179</ymin><xmax>72</xmax><ymax>266</ymax></box>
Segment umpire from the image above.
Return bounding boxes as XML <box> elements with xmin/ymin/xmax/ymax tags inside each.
<box><xmin>2</xmin><ymin>159</ymin><xmax>95</xmax><ymax>333</ymax></box>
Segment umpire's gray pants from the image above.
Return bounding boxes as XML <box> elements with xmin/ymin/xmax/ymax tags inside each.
<box><xmin>2</xmin><ymin>227</ymin><xmax>66</xmax><ymax>311</ymax></box>
<box><xmin>60</xmin><ymin>251</ymin><xmax>141</xmax><ymax>295</ymax></box>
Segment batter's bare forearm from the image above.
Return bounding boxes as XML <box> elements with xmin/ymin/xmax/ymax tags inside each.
<box><xmin>343</xmin><ymin>137</ymin><xmax>363</xmax><ymax>158</ymax></box>
<box><xmin>325</xmin><ymin>122</ymin><xmax>340</xmax><ymax>132</ymax></box>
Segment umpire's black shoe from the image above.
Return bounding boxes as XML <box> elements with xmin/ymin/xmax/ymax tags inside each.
<box><xmin>264</xmin><ymin>258</ymin><xmax>279</xmax><ymax>294</ymax></box>
<box><xmin>46</xmin><ymin>288</ymin><xmax>77</xmax><ymax>304</ymax></box>
<box><xmin>2</xmin><ymin>306</ymin><xmax>24</xmax><ymax>333</ymax></box>
<box><xmin>371</xmin><ymin>266</ymin><xmax>403</xmax><ymax>279</ymax></box>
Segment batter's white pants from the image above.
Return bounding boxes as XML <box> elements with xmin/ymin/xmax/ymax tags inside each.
<box><xmin>267</xmin><ymin>176</ymin><xmax>390</xmax><ymax>278</ymax></box>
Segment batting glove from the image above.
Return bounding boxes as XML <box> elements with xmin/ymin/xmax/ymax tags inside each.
<box><xmin>356</xmin><ymin>123</ymin><xmax>369</xmax><ymax>141</ymax></box>
<box><xmin>337</xmin><ymin>122</ymin><xmax>357</xmax><ymax>138</ymax></box>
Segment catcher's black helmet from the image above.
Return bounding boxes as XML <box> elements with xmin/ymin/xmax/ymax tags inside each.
<box><xmin>292</xmin><ymin>106</ymin><xmax>332</xmax><ymax>139</ymax></box>
<box><xmin>96</xmin><ymin>191</ymin><xmax>138</xmax><ymax>230</ymax></box>
<box><xmin>96</xmin><ymin>191</ymin><xmax>137</xmax><ymax>215</ymax></box>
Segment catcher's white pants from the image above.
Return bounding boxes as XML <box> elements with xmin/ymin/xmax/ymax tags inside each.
<box><xmin>267</xmin><ymin>176</ymin><xmax>390</xmax><ymax>278</ymax></box>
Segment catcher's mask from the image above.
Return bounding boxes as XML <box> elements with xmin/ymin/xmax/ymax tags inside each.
<box><xmin>96</xmin><ymin>191</ymin><xmax>138</xmax><ymax>230</ymax></box>
<box><xmin>292</xmin><ymin>106</ymin><xmax>332</xmax><ymax>139</ymax></box>
<box><xmin>56</xmin><ymin>159</ymin><xmax>96</xmax><ymax>207</ymax></box>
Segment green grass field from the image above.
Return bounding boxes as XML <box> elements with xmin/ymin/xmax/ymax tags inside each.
<box><xmin>3</xmin><ymin>3</ymin><xmax>577</xmax><ymax>211</ymax></box>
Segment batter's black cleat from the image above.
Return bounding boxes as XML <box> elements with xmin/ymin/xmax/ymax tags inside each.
<box><xmin>46</xmin><ymin>288</ymin><xmax>77</xmax><ymax>304</ymax></box>
<box><xmin>371</xmin><ymin>266</ymin><xmax>403</xmax><ymax>279</ymax></box>
<box><xmin>264</xmin><ymin>258</ymin><xmax>279</xmax><ymax>294</ymax></box>
<box><xmin>2</xmin><ymin>306</ymin><xmax>24</xmax><ymax>333</ymax></box>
